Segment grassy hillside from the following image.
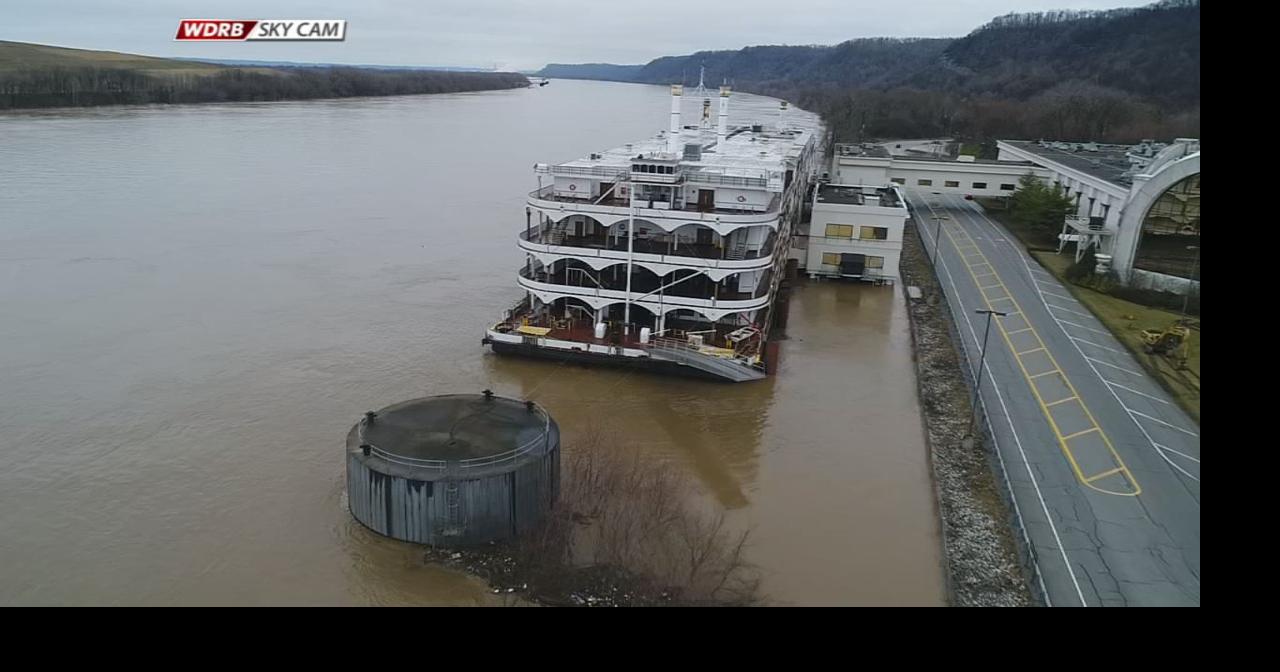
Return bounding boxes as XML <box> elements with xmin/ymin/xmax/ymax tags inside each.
<box><xmin>0</xmin><ymin>41</ymin><xmax>225</xmax><ymax>74</ymax></box>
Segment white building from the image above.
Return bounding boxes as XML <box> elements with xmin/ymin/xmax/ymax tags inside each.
<box><xmin>797</xmin><ymin>142</ymin><xmax>1041</xmax><ymax>285</ymax></box>
<box><xmin>827</xmin><ymin>139</ymin><xmax>1201</xmax><ymax>293</ymax></box>
<box><xmin>484</xmin><ymin>85</ymin><xmax>821</xmax><ymax>381</ymax></box>
<box><xmin>797</xmin><ymin>183</ymin><xmax>908</xmax><ymax>284</ymax></box>
<box><xmin>997</xmin><ymin>139</ymin><xmax>1201</xmax><ymax>293</ymax></box>
<box><xmin>830</xmin><ymin>142</ymin><xmax>1052</xmax><ymax>198</ymax></box>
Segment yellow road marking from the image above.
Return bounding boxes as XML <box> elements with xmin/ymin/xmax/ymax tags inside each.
<box><xmin>1046</xmin><ymin>396</ymin><xmax>1078</xmax><ymax>408</ymax></box>
<box><xmin>924</xmin><ymin>200</ymin><xmax>1140</xmax><ymax>497</ymax></box>
<box><xmin>1063</xmin><ymin>427</ymin><xmax>1100</xmax><ymax>440</ymax></box>
<box><xmin>1017</xmin><ymin>347</ymin><xmax>1046</xmax><ymax>356</ymax></box>
<box><xmin>1084</xmin><ymin>467</ymin><xmax>1126</xmax><ymax>483</ymax></box>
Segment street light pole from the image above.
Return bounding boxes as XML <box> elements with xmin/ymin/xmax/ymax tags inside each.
<box><xmin>1181</xmin><ymin>245</ymin><xmax>1199</xmax><ymax>319</ymax></box>
<box><xmin>929</xmin><ymin>214</ymin><xmax>947</xmax><ymax>265</ymax></box>
<box><xmin>970</xmin><ymin>308</ymin><xmax>1008</xmax><ymax>438</ymax></box>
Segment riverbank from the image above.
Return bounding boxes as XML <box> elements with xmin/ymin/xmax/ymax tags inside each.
<box><xmin>900</xmin><ymin>220</ymin><xmax>1034</xmax><ymax>607</ymax></box>
<box><xmin>0</xmin><ymin>41</ymin><xmax>529</xmax><ymax>109</ymax></box>
<box><xmin>424</xmin><ymin>544</ymin><xmax>676</xmax><ymax>606</ymax></box>
<box><xmin>422</xmin><ymin>442</ymin><xmax>762</xmax><ymax>607</ymax></box>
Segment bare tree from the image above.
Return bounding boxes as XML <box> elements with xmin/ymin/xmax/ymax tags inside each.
<box><xmin>508</xmin><ymin>427</ymin><xmax>762</xmax><ymax>606</ymax></box>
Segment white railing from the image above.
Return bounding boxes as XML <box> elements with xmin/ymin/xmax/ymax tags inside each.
<box><xmin>549</xmin><ymin>165</ymin><xmax>629</xmax><ymax>179</ymax></box>
<box><xmin>544</xmin><ymin>165</ymin><xmax>768</xmax><ymax>188</ymax></box>
<box><xmin>516</xmin><ymin>270</ymin><xmax>769</xmax><ymax>312</ymax></box>
<box><xmin>648</xmin><ymin>337</ymin><xmax>766</xmax><ymax>374</ymax></box>
<box><xmin>516</xmin><ymin>229</ymin><xmax>773</xmax><ymax>271</ymax></box>
<box><xmin>527</xmin><ymin>186</ymin><xmax>782</xmax><ymax>227</ymax></box>
<box><xmin>685</xmin><ymin>172</ymin><xmax>769</xmax><ymax>188</ymax></box>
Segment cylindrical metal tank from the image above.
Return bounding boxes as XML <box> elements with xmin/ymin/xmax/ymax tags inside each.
<box><xmin>346</xmin><ymin>392</ymin><xmax>560</xmax><ymax>546</ymax></box>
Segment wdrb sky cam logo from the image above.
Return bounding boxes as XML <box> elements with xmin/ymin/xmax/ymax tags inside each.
<box><xmin>175</xmin><ymin>20</ymin><xmax>347</xmax><ymax>41</ymax></box>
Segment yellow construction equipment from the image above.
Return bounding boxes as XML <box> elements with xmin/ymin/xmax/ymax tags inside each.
<box><xmin>1140</xmin><ymin>321</ymin><xmax>1192</xmax><ymax>370</ymax></box>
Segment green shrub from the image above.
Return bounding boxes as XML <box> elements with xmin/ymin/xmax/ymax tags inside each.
<box><xmin>1009</xmin><ymin>173</ymin><xmax>1076</xmax><ymax>234</ymax></box>
<box><xmin>1065</xmin><ymin>245</ymin><xmax>1098</xmax><ymax>283</ymax></box>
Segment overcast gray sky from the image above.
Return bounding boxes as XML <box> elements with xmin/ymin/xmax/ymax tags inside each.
<box><xmin>3</xmin><ymin>0</ymin><xmax>1144</xmax><ymax>71</ymax></box>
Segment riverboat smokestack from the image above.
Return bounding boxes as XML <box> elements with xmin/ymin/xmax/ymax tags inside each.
<box><xmin>668</xmin><ymin>84</ymin><xmax>683</xmax><ymax>154</ymax></box>
<box><xmin>717</xmin><ymin>86</ymin><xmax>731</xmax><ymax>148</ymax></box>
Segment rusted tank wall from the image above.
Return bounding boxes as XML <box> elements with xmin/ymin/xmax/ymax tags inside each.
<box><xmin>346</xmin><ymin>439</ymin><xmax>560</xmax><ymax>547</ymax></box>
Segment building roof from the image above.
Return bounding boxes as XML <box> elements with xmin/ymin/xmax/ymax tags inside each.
<box><xmin>834</xmin><ymin>143</ymin><xmax>891</xmax><ymax>159</ymax></box>
<box><xmin>817</xmin><ymin>183</ymin><xmax>904</xmax><ymax>209</ymax></box>
<box><xmin>835</xmin><ymin>142</ymin><xmax>1036</xmax><ymax>167</ymax></box>
<box><xmin>1001</xmin><ymin>140</ymin><xmax>1139</xmax><ymax>187</ymax></box>
<box><xmin>892</xmin><ymin>154</ymin><xmax>1036</xmax><ymax>168</ymax></box>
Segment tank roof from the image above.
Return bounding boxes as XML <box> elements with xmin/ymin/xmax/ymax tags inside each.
<box><xmin>354</xmin><ymin>394</ymin><xmax>551</xmax><ymax>461</ymax></box>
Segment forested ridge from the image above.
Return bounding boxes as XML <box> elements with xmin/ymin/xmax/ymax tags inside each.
<box><xmin>538</xmin><ymin>1</ymin><xmax>1200</xmax><ymax>144</ymax></box>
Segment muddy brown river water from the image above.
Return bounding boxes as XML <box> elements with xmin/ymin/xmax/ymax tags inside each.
<box><xmin>0</xmin><ymin>79</ymin><xmax>944</xmax><ymax>605</ymax></box>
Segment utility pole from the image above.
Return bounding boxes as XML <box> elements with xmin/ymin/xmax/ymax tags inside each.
<box><xmin>929</xmin><ymin>214</ymin><xmax>948</xmax><ymax>264</ymax></box>
<box><xmin>970</xmin><ymin>309</ymin><xmax>1008</xmax><ymax>438</ymax></box>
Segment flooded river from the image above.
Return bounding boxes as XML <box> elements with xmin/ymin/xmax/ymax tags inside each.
<box><xmin>0</xmin><ymin>79</ymin><xmax>944</xmax><ymax>605</ymax></box>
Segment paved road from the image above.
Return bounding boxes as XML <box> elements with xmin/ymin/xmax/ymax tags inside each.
<box><xmin>910</xmin><ymin>190</ymin><xmax>1200</xmax><ymax>607</ymax></box>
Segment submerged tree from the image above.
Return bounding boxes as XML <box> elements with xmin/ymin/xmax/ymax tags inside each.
<box><xmin>506</xmin><ymin>427</ymin><xmax>761</xmax><ymax>606</ymax></box>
